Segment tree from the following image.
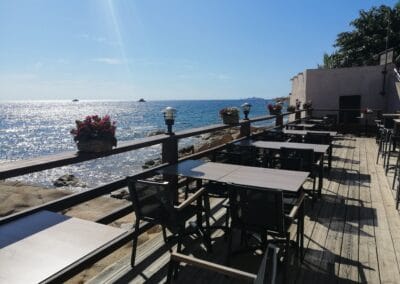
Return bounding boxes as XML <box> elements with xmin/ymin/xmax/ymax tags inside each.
<box><xmin>321</xmin><ymin>3</ymin><xmax>400</xmax><ymax>68</ymax></box>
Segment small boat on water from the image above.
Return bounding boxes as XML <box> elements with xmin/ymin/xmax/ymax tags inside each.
<box><xmin>138</xmin><ymin>98</ymin><xmax>146</xmax><ymax>102</ymax></box>
<box><xmin>72</xmin><ymin>99</ymin><xmax>79</xmax><ymax>102</ymax></box>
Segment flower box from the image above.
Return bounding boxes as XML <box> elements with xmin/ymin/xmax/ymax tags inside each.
<box><xmin>222</xmin><ymin>114</ymin><xmax>239</xmax><ymax>124</ymax></box>
<box><xmin>220</xmin><ymin>107</ymin><xmax>240</xmax><ymax>125</ymax></box>
<box><xmin>71</xmin><ymin>115</ymin><xmax>117</xmax><ymax>153</ymax></box>
<box><xmin>77</xmin><ymin>139</ymin><xmax>114</xmax><ymax>153</ymax></box>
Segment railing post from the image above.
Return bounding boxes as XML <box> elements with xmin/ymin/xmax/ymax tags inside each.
<box><xmin>295</xmin><ymin>111</ymin><xmax>301</xmax><ymax>121</ymax></box>
<box><xmin>162</xmin><ymin>135</ymin><xmax>178</xmax><ymax>164</ymax></box>
<box><xmin>162</xmin><ymin>135</ymin><xmax>179</xmax><ymax>202</ymax></box>
<box><xmin>275</xmin><ymin>114</ymin><xmax>283</xmax><ymax>127</ymax></box>
<box><xmin>240</xmin><ymin>121</ymin><xmax>251</xmax><ymax>137</ymax></box>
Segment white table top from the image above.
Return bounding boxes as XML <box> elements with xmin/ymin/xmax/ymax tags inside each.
<box><xmin>0</xmin><ymin>211</ymin><xmax>126</xmax><ymax>284</ymax></box>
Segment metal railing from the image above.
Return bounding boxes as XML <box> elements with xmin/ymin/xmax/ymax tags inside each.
<box><xmin>0</xmin><ymin>109</ymin><xmax>307</xmax><ymax>282</ymax></box>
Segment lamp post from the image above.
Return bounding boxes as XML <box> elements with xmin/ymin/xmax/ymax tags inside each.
<box><xmin>162</xmin><ymin>106</ymin><xmax>176</xmax><ymax>135</ymax></box>
<box><xmin>241</xmin><ymin>102</ymin><xmax>252</xmax><ymax>120</ymax></box>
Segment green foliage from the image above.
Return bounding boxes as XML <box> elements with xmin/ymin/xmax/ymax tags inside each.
<box><xmin>322</xmin><ymin>3</ymin><xmax>400</xmax><ymax>68</ymax></box>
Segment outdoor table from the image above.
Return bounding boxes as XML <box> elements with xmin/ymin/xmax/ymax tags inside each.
<box><xmin>283</xmin><ymin>129</ymin><xmax>337</xmax><ymax>170</ymax></box>
<box><xmin>382</xmin><ymin>114</ymin><xmax>400</xmax><ymax>129</ymax></box>
<box><xmin>158</xmin><ymin>160</ymin><xmax>309</xmax><ymax>194</ymax></box>
<box><xmin>0</xmin><ymin>210</ymin><xmax>127</xmax><ymax>284</ymax></box>
<box><xmin>283</xmin><ymin>129</ymin><xmax>337</xmax><ymax>136</ymax></box>
<box><xmin>235</xmin><ymin>140</ymin><xmax>329</xmax><ymax>196</ymax></box>
<box><xmin>158</xmin><ymin>160</ymin><xmax>308</xmax><ymax>256</ymax></box>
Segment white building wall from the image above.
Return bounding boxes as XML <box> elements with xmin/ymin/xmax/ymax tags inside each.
<box><xmin>290</xmin><ymin>64</ymin><xmax>398</xmax><ymax>113</ymax></box>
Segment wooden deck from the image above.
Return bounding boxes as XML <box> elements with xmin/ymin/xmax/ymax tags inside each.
<box><xmin>87</xmin><ymin>136</ymin><xmax>400</xmax><ymax>283</ymax></box>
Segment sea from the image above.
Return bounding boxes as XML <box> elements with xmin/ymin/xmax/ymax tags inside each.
<box><xmin>0</xmin><ymin>99</ymin><xmax>276</xmax><ymax>190</ymax></box>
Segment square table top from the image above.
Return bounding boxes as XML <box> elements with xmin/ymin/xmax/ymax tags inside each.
<box><xmin>235</xmin><ymin>140</ymin><xmax>329</xmax><ymax>154</ymax></box>
<box><xmin>0</xmin><ymin>210</ymin><xmax>126</xmax><ymax>284</ymax></box>
<box><xmin>382</xmin><ymin>113</ymin><xmax>400</xmax><ymax>117</ymax></box>
<box><xmin>307</xmin><ymin>119</ymin><xmax>324</xmax><ymax>123</ymax></box>
<box><xmin>219</xmin><ymin>165</ymin><xmax>309</xmax><ymax>192</ymax></box>
<box><xmin>283</xmin><ymin>129</ymin><xmax>337</xmax><ymax>136</ymax></box>
<box><xmin>158</xmin><ymin>160</ymin><xmax>309</xmax><ymax>193</ymax></box>
<box><xmin>293</xmin><ymin>123</ymin><xmax>316</xmax><ymax>128</ymax></box>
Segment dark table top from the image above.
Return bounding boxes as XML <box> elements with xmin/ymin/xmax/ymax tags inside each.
<box><xmin>293</xmin><ymin>123</ymin><xmax>316</xmax><ymax>128</ymax></box>
<box><xmin>307</xmin><ymin>119</ymin><xmax>324</xmax><ymax>123</ymax></box>
<box><xmin>0</xmin><ymin>210</ymin><xmax>126</xmax><ymax>283</ymax></box>
<box><xmin>235</xmin><ymin>140</ymin><xmax>329</xmax><ymax>154</ymax></box>
<box><xmin>283</xmin><ymin>129</ymin><xmax>337</xmax><ymax>136</ymax></box>
<box><xmin>382</xmin><ymin>113</ymin><xmax>400</xmax><ymax>117</ymax></box>
<box><xmin>158</xmin><ymin>160</ymin><xmax>309</xmax><ymax>193</ymax></box>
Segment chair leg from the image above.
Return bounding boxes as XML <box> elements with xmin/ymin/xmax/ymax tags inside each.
<box><xmin>226</xmin><ymin>228</ymin><xmax>233</xmax><ymax>265</ymax></box>
<box><xmin>202</xmin><ymin>195</ymin><xmax>213</xmax><ymax>252</ymax></box>
<box><xmin>166</xmin><ymin>259</ymin><xmax>176</xmax><ymax>283</ymax></box>
<box><xmin>130</xmin><ymin>220</ymin><xmax>140</xmax><ymax>268</ymax></box>
<box><xmin>283</xmin><ymin>232</ymin><xmax>290</xmax><ymax>284</ymax></box>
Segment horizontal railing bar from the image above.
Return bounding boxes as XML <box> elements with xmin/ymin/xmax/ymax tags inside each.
<box><xmin>0</xmin><ymin>134</ymin><xmax>170</xmax><ymax>180</ymax></box>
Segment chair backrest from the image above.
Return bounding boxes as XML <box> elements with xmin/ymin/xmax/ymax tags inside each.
<box><xmin>228</xmin><ymin>184</ymin><xmax>285</xmax><ymax>234</ymax></box>
<box><xmin>256</xmin><ymin>130</ymin><xmax>285</xmax><ymax>142</ymax></box>
<box><xmin>304</xmin><ymin>132</ymin><xmax>331</xmax><ymax>145</ymax></box>
<box><xmin>220</xmin><ymin>144</ymin><xmax>259</xmax><ymax>166</ymax></box>
<box><xmin>280</xmin><ymin>147</ymin><xmax>314</xmax><ymax>172</ymax></box>
<box><xmin>254</xmin><ymin>244</ymin><xmax>279</xmax><ymax>284</ymax></box>
<box><xmin>127</xmin><ymin>178</ymin><xmax>175</xmax><ymax>224</ymax></box>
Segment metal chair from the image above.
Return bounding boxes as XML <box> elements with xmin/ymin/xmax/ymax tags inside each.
<box><xmin>127</xmin><ymin>178</ymin><xmax>212</xmax><ymax>268</ymax></box>
<box><xmin>214</xmin><ymin>144</ymin><xmax>261</xmax><ymax>167</ymax></box>
<box><xmin>280</xmin><ymin>147</ymin><xmax>317</xmax><ymax>197</ymax></box>
<box><xmin>167</xmin><ymin>243</ymin><xmax>280</xmax><ymax>284</ymax></box>
<box><xmin>305</xmin><ymin>132</ymin><xmax>332</xmax><ymax>170</ymax></box>
<box><xmin>226</xmin><ymin>184</ymin><xmax>305</xmax><ymax>280</ymax></box>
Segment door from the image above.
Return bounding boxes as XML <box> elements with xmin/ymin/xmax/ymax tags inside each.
<box><xmin>339</xmin><ymin>95</ymin><xmax>361</xmax><ymax>123</ymax></box>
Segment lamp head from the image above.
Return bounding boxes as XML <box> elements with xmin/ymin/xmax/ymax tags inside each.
<box><xmin>241</xmin><ymin>102</ymin><xmax>251</xmax><ymax>120</ymax></box>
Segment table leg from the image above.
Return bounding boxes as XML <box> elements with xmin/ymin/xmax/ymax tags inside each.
<box><xmin>318</xmin><ymin>154</ymin><xmax>324</xmax><ymax>198</ymax></box>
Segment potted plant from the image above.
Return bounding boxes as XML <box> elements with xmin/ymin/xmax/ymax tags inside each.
<box><xmin>303</xmin><ymin>100</ymin><xmax>313</xmax><ymax>110</ymax></box>
<box><xmin>267</xmin><ymin>103</ymin><xmax>282</xmax><ymax>115</ymax></box>
<box><xmin>70</xmin><ymin>115</ymin><xmax>117</xmax><ymax>153</ymax></box>
<box><xmin>219</xmin><ymin>107</ymin><xmax>240</xmax><ymax>124</ymax></box>
<box><xmin>295</xmin><ymin>99</ymin><xmax>301</xmax><ymax>110</ymax></box>
<box><xmin>287</xmin><ymin>105</ymin><xmax>296</xmax><ymax>113</ymax></box>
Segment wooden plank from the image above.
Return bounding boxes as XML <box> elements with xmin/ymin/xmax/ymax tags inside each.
<box><xmin>366</xmin><ymin>138</ymin><xmax>400</xmax><ymax>283</ymax></box>
<box><xmin>357</xmin><ymin>138</ymin><xmax>380</xmax><ymax>283</ymax></box>
<box><xmin>338</xmin><ymin>138</ymin><xmax>360</xmax><ymax>282</ymax></box>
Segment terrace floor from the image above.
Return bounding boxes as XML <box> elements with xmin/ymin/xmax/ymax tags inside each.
<box><xmin>87</xmin><ymin>136</ymin><xmax>400</xmax><ymax>283</ymax></box>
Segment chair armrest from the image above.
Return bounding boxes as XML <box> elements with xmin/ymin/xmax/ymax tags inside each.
<box><xmin>286</xmin><ymin>191</ymin><xmax>306</xmax><ymax>220</ymax></box>
<box><xmin>174</xmin><ymin>187</ymin><xmax>205</xmax><ymax>211</ymax></box>
<box><xmin>170</xmin><ymin>252</ymin><xmax>257</xmax><ymax>281</ymax></box>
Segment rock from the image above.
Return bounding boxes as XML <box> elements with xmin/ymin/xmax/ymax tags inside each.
<box><xmin>147</xmin><ymin>129</ymin><xmax>165</xmax><ymax>136</ymax></box>
<box><xmin>53</xmin><ymin>174</ymin><xmax>85</xmax><ymax>187</ymax></box>
<box><xmin>142</xmin><ymin>158</ymin><xmax>161</xmax><ymax>169</ymax></box>
<box><xmin>110</xmin><ymin>189</ymin><xmax>130</xmax><ymax>200</ymax></box>
<box><xmin>178</xmin><ymin>145</ymin><xmax>194</xmax><ymax>157</ymax></box>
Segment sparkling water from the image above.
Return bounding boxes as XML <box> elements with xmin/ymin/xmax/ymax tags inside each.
<box><xmin>0</xmin><ymin>99</ymin><xmax>275</xmax><ymax>189</ymax></box>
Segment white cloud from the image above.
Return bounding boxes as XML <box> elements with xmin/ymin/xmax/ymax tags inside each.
<box><xmin>92</xmin><ymin>58</ymin><xmax>123</xmax><ymax>65</ymax></box>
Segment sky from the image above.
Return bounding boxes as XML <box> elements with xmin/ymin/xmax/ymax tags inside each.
<box><xmin>0</xmin><ymin>0</ymin><xmax>398</xmax><ymax>101</ymax></box>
